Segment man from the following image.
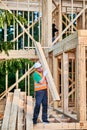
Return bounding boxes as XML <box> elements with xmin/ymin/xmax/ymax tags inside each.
<box><xmin>33</xmin><ymin>62</ymin><xmax>49</xmax><ymax>124</ymax></box>
<box><xmin>52</xmin><ymin>23</ymin><xmax>58</xmax><ymax>42</ymax></box>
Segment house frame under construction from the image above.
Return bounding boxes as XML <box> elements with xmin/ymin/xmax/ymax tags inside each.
<box><xmin>0</xmin><ymin>0</ymin><xmax>87</xmax><ymax>129</ymax></box>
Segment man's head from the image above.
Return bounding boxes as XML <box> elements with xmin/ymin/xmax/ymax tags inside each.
<box><xmin>34</xmin><ymin>62</ymin><xmax>43</xmax><ymax>72</ymax></box>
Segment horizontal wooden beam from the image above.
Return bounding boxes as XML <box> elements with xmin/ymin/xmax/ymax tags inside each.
<box><xmin>49</xmin><ymin>32</ymin><xmax>77</xmax><ymax>56</ymax></box>
<box><xmin>0</xmin><ymin>0</ymin><xmax>84</xmax><ymax>13</ymax></box>
<box><xmin>0</xmin><ymin>1</ymin><xmax>41</xmax><ymax>11</ymax></box>
<box><xmin>0</xmin><ymin>50</ymin><xmax>38</xmax><ymax>60</ymax></box>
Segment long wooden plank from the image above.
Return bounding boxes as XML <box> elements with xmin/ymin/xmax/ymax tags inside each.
<box><xmin>61</xmin><ymin>53</ymin><xmax>68</xmax><ymax>113</ymax></box>
<box><xmin>8</xmin><ymin>89</ymin><xmax>20</xmax><ymax>130</ymax></box>
<box><xmin>0</xmin><ymin>50</ymin><xmax>38</xmax><ymax>60</ymax></box>
<box><xmin>76</xmin><ymin>44</ymin><xmax>86</xmax><ymax>121</ymax></box>
<box><xmin>49</xmin><ymin>31</ymin><xmax>77</xmax><ymax>53</ymax></box>
<box><xmin>26</xmin><ymin>96</ymin><xmax>33</xmax><ymax>130</ymax></box>
<box><xmin>1</xmin><ymin>93</ymin><xmax>13</xmax><ymax>130</ymax></box>
<box><xmin>18</xmin><ymin>92</ymin><xmax>26</xmax><ymax>130</ymax></box>
<box><xmin>35</xmin><ymin>42</ymin><xmax>60</xmax><ymax>101</ymax></box>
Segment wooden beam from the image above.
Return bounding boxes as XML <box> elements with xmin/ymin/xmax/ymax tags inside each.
<box><xmin>35</xmin><ymin>42</ymin><xmax>60</xmax><ymax>101</ymax></box>
<box><xmin>42</xmin><ymin>0</ymin><xmax>46</xmax><ymax>46</ymax></box>
<box><xmin>76</xmin><ymin>31</ymin><xmax>87</xmax><ymax>121</ymax></box>
<box><xmin>82</xmin><ymin>0</ymin><xmax>85</xmax><ymax>29</ymax></box>
<box><xmin>53</xmin><ymin>32</ymin><xmax>77</xmax><ymax>56</ymax></box>
<box><xmin>26</xmin><ymin>96</ymin><xmax>33</xmax><ymax>130</ymax></box>
<box><xmin>1</xmin><ymin>93</ymin><xmax>13</xmax><ymax>130</ymax></box>
<box><xmin>18</xmin><ymin>92</ymin><xmax>26</xmax><ymax>130</ymax></box>
<box><xmin>46</xmin><ymin>0</ymin><xmax>52</xmax><ymax>46</ymax></box>
<box><xmin>16</xmin><ymin>70</ymin><xmax>18</xmax><ymax>89</ymax></box>
<box><xmin>0</xmin><ymin>50</ymin><xmax>38</xmax><ymax>60</ymax></box>
<box><xmin>71</xmin><ymin>0</ymin><xmax>74</xmax><ymax>33</ymax></box>
<box><xmin>0</xmin><ymin>1</ymin><xmax>41</xmax><ymax>11</ymax></box>
<box><xmin>55</xmin><ymin>108</ymin><xmax>77</xmax><ymax>121</ymax></box>
<box><xmin>47</xmin><ymin>54</ymin><xmax>53</xmax><ymax>104</ymax></box>
<box><xmin>12</xmin><ymin>18</ymin><xmax>40</xmax><ymax>43</ymax></box>
<box><xmin>8</xmin><ymin>89</ymin><xmax>20</xmax><ymax>130</ymax></box>
<box><xmin>53</xmin><ymin>56</ymin><xmax>58</xmax><ymax>108</ymax></box>
<box><xmin>52</xmin><ymin>0</ymin><xmax>58</xmax><ymax>8</ymax></box>
<box><xmin>62</xmin><ymin>53</ymin><xmax>68</xmax><ymax>113</ymax></box>
<box><xmin>58</xmin><ymin>0</ymin><xmax>62</xmax><ymax>41</ymax></box>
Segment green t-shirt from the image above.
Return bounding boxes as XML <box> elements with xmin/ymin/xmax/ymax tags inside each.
<box><xmin>34</xmin><ymin>71</ymin><xmax>42</xmax><ymax>83</ymax></box>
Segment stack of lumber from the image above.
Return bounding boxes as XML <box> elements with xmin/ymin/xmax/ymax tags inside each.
<box><xmin>1</xmin><ymin>89</ymin><xmax>33</xmax><ymax>130</ymax></box>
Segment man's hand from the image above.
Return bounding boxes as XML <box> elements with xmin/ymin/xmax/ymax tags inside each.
<box><xmin>43</xmin><ymin>70</ymin><xmax>48</xmax><ymax>77</ymax></box>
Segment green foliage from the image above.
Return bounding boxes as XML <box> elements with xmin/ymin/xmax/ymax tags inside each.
<box><xmin>0</xmin><ymin>41</ymin><xmax>15</xmax><ymax>55</ymax></box>
<box><xmin>0</xmin><ymin>59</ymin><xmax>34</xmax><ymax>94</ymax></box>
<box><xmin>17</xmin><ymin>14</ymin><xmax>28</xmax><ymax>26</ymax></box>
<box><xmin>0</xmin><ymin>10</ymin><xmax>28</xmax><ymax>28</ymax></box>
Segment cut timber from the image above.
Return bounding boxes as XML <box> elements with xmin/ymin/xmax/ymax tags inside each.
<box><xmin>1</xmin><ymin>93</ymin><xmax>13</xmax><ymax>130</ymax></box>
<box><xmin>18</xmin><ymin>92</ymin><xmax>26</xmax><ymax>130</ymax></box>
<box><xmin>0</xmin><ymin>50</ymin><xmax>38</xmax><ymax>60</ymax></box>
<box><xmin>35</xmin><ymin>42</ymin><xmax>60</xmax><ymax>101</ymax></box>
<box><xmin>26</xmin><ymin>96</ymin><xmax>33</xmax><ymax>130</ymax></box>
<box><xmin>8</xmin><ymin>89</ymin><xmax>20</xmax><ymax>130</ymax></box>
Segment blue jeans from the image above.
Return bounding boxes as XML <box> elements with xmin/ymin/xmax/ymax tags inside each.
<box><xmin>33</xmin><ymin>89</ymin><xmax>48</xmax><ymax>123</ymax></box>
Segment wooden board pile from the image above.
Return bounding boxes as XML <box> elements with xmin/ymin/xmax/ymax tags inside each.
<box><xmin>1</xmin><ymin>89</ymin><xmax>33</xmax><ymax>130</ymax></box>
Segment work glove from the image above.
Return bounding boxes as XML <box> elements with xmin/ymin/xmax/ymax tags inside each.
<box><xmin>43</xmin><ymin>70</ymin><xmax>48</xmax><ymax>77</ymax></box>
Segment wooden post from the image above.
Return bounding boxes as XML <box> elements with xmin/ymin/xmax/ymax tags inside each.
<box><xmin>32</xmin><ymin>12</ymin><xmax>34</xmax><ymax>47</ymax></box>
<box><xmin>58</xmin><ymin>0</ymin><xmax>62</xmax><ymax>41</ymax></box>
<box><xmin>47</xmin><ymin>54</ymin><xmax>53</xmax><ymax>104</ymax></box>
<box><xmin>42</xmin><ymin>0</ymin><xmax>52</xmax><ymax>47</ymax></box>
<box><xmin>16</xmin><ymin>70</ymin><xmax>18</xmax><ymax>89</ymax></box>
<box><xmin>71</xmin><ymin>0</ymin><xmax>73</xmax><ymax>33</ymax></box>
<box><xmin>26</xmin><ymin>96</ymin><xmax>33</xmax><ymax>130</ymax></box>
<box><xmin>23</xmin><ymin>11</ymin><xmax>24</xmax><ymax>49</ymax></box>
<box><xmin>42</xmin><ymin>0</ymin><xmax>47</xmax><ymax>46</ymax></box>
<box><xmin>28</xmin><ymin>64</ymin><xmax>30</xmax><ymax>96</ymax></box>
<box><xmin>1</xmin><ymin>93</ymin><xmax>13</xmax><ymax>130</ymax></box>
<box><xmin>6</xmin><ymin>66</ymin><xmax>8</xmax><ymax>97</ymax></box>
<box><xmin>25</xmin><ymin>64</ymin><xmax>27</xmax><ymax>94</ymax></box>
<box><xmin>8</xmin><ymin>89</ymin><xmax>20</xmax><ymax>130</ymax></box>
<box><xmin>53</xmin><ymin>56</ymin><xmax>59</xmax><ymax>109</ymax></box>
<box><xmin>47</xmin><ymin>0</ymin><xmax>52</xmax><ymax>46</ymax></box>
<box><xmin>76</xmin><ymin>31</ymin><xmax>86</xmax><ymax>121</ymax></box>
<box><xmin>16</xmin><ymin>10</ymin><xmax>18</xmax><ymax>50</ymax></box>
<box><xmin>75</xmin><ymin>52</ymin><xmax>77</xmax><ymax>111</ymax></box>
<box><xmin>57</xmin><ymin>57</ymin><xmax>61</xmax><ymax>107</ymax></box>
<box><xmin>82</xmin><ymin>0</ymin><xmax>85</xmax><ymax>29</ymax></box>
<box><xmin>18</xmin><ymin>92</ymin><xmax>26</xmax><ymax>130</ymax></box>
<box><xmin>61</xmin><ymin>53</ymin><xmax>68</xmax><ymax>113</ymax></box>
